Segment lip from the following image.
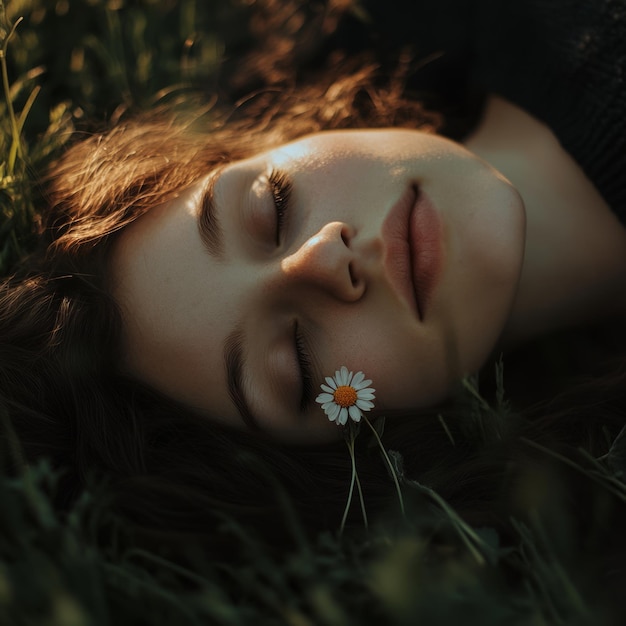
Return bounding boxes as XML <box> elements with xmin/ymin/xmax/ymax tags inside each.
<box><xmin>382</xmin><ymin>184</ymin><xmax>443</xmax><ymax>320</ymax></box>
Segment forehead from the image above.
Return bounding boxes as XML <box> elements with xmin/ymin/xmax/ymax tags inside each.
<box><xmin>109</xmin><ymin>181</ymin><xmax>239</xmax><ymax>422</ymax></box>
<box><xmin>251</xmin><ymin>129</ymin><xmax>413</xmax><ymax>165</ymax></box>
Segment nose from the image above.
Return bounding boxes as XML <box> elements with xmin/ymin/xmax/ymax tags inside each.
<box><xmin>280</xmin><ymin>222</ymin><xmax>366</xmax><ymax>302</ymax></box>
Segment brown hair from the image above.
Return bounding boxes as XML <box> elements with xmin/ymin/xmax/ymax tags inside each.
<box><xmin>0</xmin><ymin>71</ymin><xmax>447</xmax><ymax>549</ymax></box>
<box><xmin>1</xmin><ymin>66</ymin><xmax>624</xmax><ymax>562</ymax></box>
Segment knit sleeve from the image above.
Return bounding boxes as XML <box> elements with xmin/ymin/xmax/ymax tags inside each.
<box><xmin>473</xmin><ymin>0</ymin><xmax>626</xmax><ymax>227</ymax></box>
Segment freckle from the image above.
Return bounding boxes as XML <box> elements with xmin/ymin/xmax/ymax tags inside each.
<box><xmin>390</xmin><ymin>166</ymin><xmax>407</xmax><ymax>178</ymax></box>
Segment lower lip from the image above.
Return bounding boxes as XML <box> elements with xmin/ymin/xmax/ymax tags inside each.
<box><xmin>409</xmin><ymin>189</ymin><xmax>443</xmax><ymax>320</ymax></box>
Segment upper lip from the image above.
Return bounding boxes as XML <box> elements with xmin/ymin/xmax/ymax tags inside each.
<box><xmin>381</xmin><ymin>184</ymin><xmax>422</xmax><ymax>320</ymax></box>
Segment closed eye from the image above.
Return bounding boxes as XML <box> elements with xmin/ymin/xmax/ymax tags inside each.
<box><xmin>294</xmin><ymin>320</ymin><xmax>314</xmax><ymax>413</ymax></box>
<box><xmin>268</xmin><ymin>169</ymin><xmax>293</xmax><ymax>246</ymax></box>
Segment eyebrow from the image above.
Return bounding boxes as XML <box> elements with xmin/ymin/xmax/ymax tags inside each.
<box><xmin>224</xmin><ymin>327</ymin><xmax>261</xmax><ymax>431</ymax></box>
<box><xmin>197</xmin><ymin>169</ymin><xmax>225</xmax><ymax>259</ymax></box>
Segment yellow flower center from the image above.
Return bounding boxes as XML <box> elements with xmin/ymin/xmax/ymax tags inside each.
<box><xmin>333</xmin><ymin>385</ymin><xmax>357</xmax><ymax>407</ymax></box>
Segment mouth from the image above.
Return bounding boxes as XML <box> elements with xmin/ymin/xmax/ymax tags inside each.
<box><xmin>382</xmin><ymin>184</ymin><xmax>443</xmax><ymax>321</ymax></box>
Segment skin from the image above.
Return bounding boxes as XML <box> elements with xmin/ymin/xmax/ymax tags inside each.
<box><xmin>111</xmin><ymin>128</ymin><xmax>526</xmax><ymax>442</ymax></box>
<box><xmin>466</xmin><ymin>96</ymin><xmax>626</xmax><ymax>344</ymax></box>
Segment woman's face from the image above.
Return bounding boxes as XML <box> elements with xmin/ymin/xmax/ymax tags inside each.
<box><xmin>111</xmin><ymin>129</ymin><xmax>525</xmax><ymax>442</ymax></box>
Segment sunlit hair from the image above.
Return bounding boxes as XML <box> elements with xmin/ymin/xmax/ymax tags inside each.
<box><xmin>45</xmin><ymin>60</ymin><xmax>440</xmax><ymax>256</ymax></box>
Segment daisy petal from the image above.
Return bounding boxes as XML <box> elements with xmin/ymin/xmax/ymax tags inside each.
<box><xmin>339</xmin><ymin>407</ymin><xmax>348</xmax><ymax>425</ymax></box>
<box><xmin>320</xmin><ymin>384</ymin><xmax>335</xmax><ymax>394</ymax></box>
<box><xmin>356</xmin><ymin>399</ymin><xmax>374</xmax><ymax>410</ymax></box>
<box><xmin>353</xmin><ymin>379</ymin><xmax>373</xmax><ymax>390</ymax></box>
<box><xmin>348</xmin><ymin>405</ymin><xmax>362</xmax><ymax>422</ymax></box>
<box><xmin>352</xmin><ymin>371</ymin><xmax>365</xmax><ymax>386</ymax></box>
<box><xmin>316</xmin><ymin>393</ymin><xmax>334</xmax><ymax>403</ymax></box>
<box><xmin>356</xmin><ymin>391</ymin><xmax>375</xmax><ymax>401</ymax></box>
<box><xmin>328</xmin><ymin>403</ymin><xmax>341</xmax><ymax>422</ymax></box>
<box><xmin>325</xmin><ymin>377</ymin><xmax>337</xmax><ymax>390</ymax></box>
<box><xmin>338</xmin><ymin>366</ymin><xmax>349</xmax><ymax>385</ymax></box>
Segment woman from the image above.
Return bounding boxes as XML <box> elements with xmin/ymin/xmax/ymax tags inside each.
<box><xmin>1</xmin><ymin>0</ymin><xmax>625</xmax><ymax>559</ymax></box>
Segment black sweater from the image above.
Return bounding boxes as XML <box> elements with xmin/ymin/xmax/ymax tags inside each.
<box><xmin>356</xmin><ymin>0</ymin><xmax>626</xmax><ymax>226</ymax></box>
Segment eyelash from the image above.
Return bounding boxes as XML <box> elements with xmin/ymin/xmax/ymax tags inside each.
<box><xmin>269</xmin><ymin>171</ymin><xmax>311</xmax><ymax>413</ymax></box>
<box><xmin>268</xmin><ymin>169</ymin><xmax>293</xmax><ymax>245</ymax></box>
<box><xmin>294</xmin><ymin>321</ymin><xmax>314</xmax><ymax>412</ymax></box>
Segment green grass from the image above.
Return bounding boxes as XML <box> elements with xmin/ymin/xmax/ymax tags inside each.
<box><xmin>1</xmin><ymin>2</ymin><xmax>625</xmax><ymax>624</ymax></box>
<box><xmin>0</xmin><ymin>0</ymin><xmax>241</xmax><ymax>274</ymax></box>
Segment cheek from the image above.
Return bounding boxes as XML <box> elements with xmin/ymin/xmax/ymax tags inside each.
<box><xmin>327</xmin><ymin>316</ymin><xmax>452</xmax><ymax>413</ymax></box>
<box><xmin>433</xmin><ymin>174</ymin><xmax>526</xmax><ymax>373</ymax></box>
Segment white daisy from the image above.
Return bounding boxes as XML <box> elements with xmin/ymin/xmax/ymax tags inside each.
<box><xmin>315</xmin><ymin>366</ymin><xmax>376</xmax><ymax>425</ymax></box>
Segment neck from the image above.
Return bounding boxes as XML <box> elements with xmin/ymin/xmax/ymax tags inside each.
<box><xmin>464</xmin><ymin>96</ymin><xmax>626</xmax><ymax>347</ymax></box>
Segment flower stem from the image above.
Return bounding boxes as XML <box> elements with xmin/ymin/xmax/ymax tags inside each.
<box><xmin>363</xmin><ymin>415</ymin><xmax>405</xmax><ymax>516</ymax></box>
<box><xmin>354</xmin><ymin>462</ymin><xmax>368</xmax><ymax>530</ymax></box>
<box><xmin>339</xmin><ymin>428</ymin><xmax>357</xmax><ymax>535</ymax></box>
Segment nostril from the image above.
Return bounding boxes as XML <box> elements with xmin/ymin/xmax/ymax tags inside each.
<box><xmin>340</xmin><ymin>223</ymin><xmax>355</xmax><ymax>248</ymax></box>
<box><xmin>348</xmin><ymin>261</ymin><xmax>358</xmax><ymax>287</ymax></box>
